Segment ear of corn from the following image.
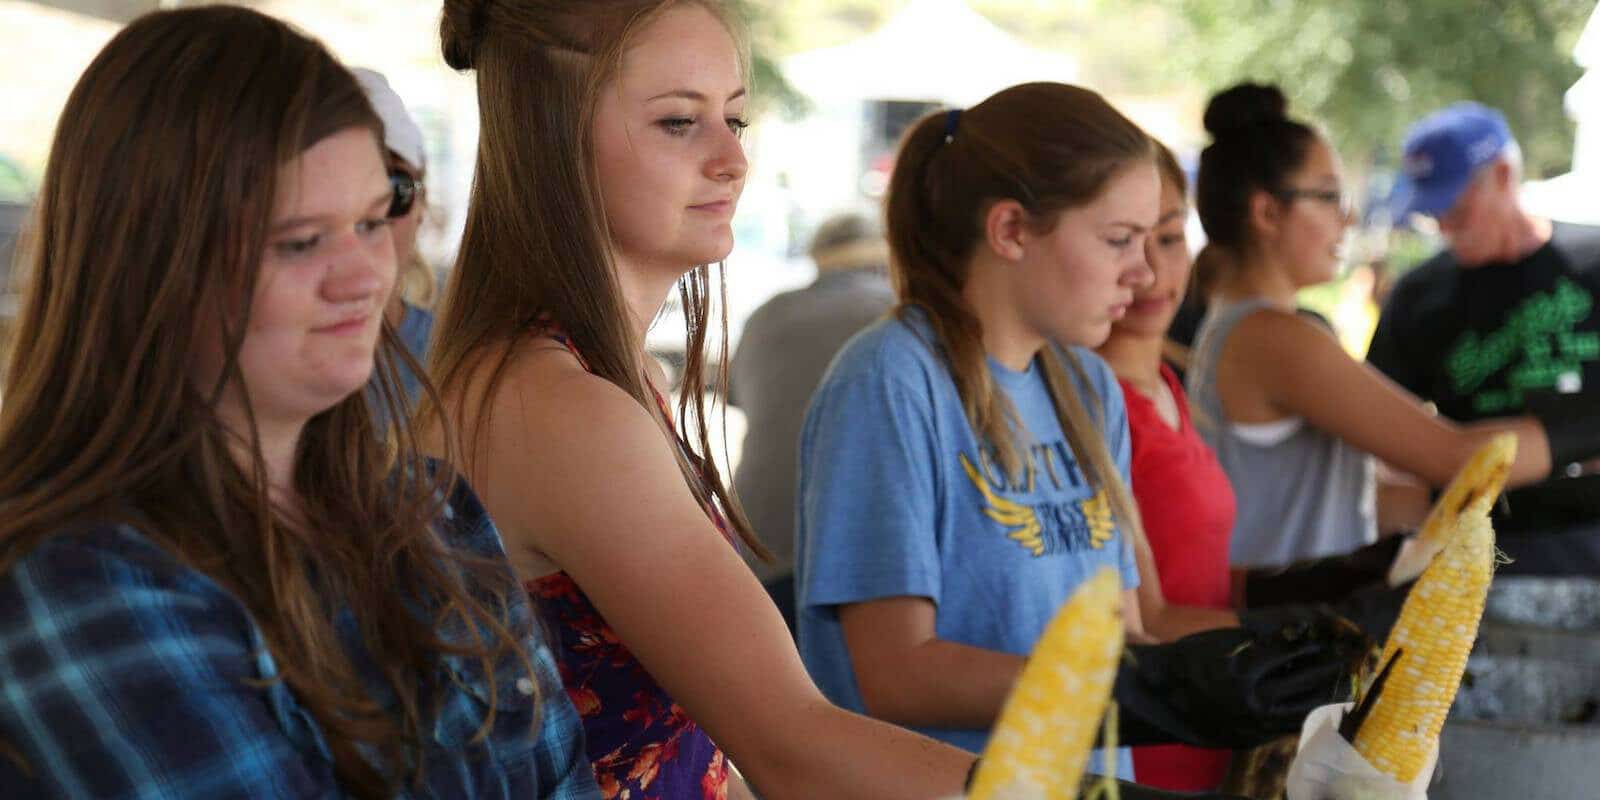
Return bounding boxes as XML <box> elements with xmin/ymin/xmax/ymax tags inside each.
<box><xmin>969</xmin><ymin>568</ymin><xmax>1124</xmax><ymax>800</ymax></box>
<box><xmin>1387</xmin><ymin>433</ymin><xmax>1516</xmax><ymax>586</ymax></box>
<box><xmin>1355</xmin><ymin>511</ymin><xmax>1495</xmax><ymax>783</ymax></box>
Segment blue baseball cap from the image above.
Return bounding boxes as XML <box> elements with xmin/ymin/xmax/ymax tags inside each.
<box><xmin>1389</xmin><ymin>102</ymin><xmax>1513</xmax><ymax>220</ymax></box>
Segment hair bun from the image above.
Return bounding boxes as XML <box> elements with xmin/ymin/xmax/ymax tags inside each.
<box><xmin>1203</xmin><ymin>83</ymin><xmax>1289</xmax><ymax>138</ymax></box>
<box><xmin>440</xmin><ymin>0</ymin><xmax>490</xmax><ymax>71</ymax></box>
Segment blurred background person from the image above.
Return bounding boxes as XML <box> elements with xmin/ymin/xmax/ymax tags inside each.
<box><xmin>731</xmin><ymin>210</ymin><xmax>894</xmax><ymax>633</ymax></box>
<box><xmin>1371</xmin><ymin>102</ymin><xmax>1600</xmax><ymax>575</ymax></box>
<box><xmin>354</xmin><ymin>66</ymin><xmax>436</xmax><ymax>405</ymax></box>
<box><xmin>1187</xmin><ymin>83</ymin><xmax>1558</xmax><ymax>607</ymax></box>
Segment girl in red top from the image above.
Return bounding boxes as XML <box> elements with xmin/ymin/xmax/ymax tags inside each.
<box><xmin>1097</xmin><ymin>141</ymin><xmax>1239</xmax><ymax>791</ymax></box>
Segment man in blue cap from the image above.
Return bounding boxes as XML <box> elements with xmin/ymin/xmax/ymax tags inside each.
<box><xmin>1368</xmin><ymin>102</ymin><xmax>1600</xmax><ymax>573</ymax></box>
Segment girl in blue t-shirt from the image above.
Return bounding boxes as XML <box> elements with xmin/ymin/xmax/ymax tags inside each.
<box><xmin>796</xmin><ymin>83</ymin><xmax>1361</xmax><ymax>789</ymax></box>
<box><xmin>796</xmin><ymin>81</ymin><xmax>1156</xmax><ymax>769</ymax></box>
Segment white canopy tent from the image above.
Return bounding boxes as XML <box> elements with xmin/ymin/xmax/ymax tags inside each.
<box><xmin>1566</xmin><ymin>5</ymin><xmax>1600</xmax><ymax>176</ymax></box>
<box><xmin>783</xmin><ymin>0</ymin><xmax>1078</xmax><ymax>108</ymax></box>
<box><xmin>1521</xmin><ymin>2</ymin><xmax>1600</xmax><ymax>224</ymax></box>
<box><xmin>19</xmin><ymin>0</ymin><xmax>158</xmax><ymax>22</ymax></box>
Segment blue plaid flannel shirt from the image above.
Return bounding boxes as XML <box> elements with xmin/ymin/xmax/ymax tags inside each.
<box><xmin>0</xmin><ymin>477</ymin><xmax>600</xmax><ymax>799</ymax></box>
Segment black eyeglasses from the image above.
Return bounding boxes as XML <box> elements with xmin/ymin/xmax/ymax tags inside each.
<box><xmin>388</xmin><ymin>169</ymin><xmax>422</xmax><ymax>219</ymax></box>
<box><xmin>1274</xmin><ymin>187</ymin><xmax>1352</xmax><ymax>216</ymax></box>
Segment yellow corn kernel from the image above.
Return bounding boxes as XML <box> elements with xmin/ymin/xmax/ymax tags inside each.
<box><xmin>970</xmin><ymin>568</ymin><xmax>1124</xmax><ymax>800</ymax></box>
<box><xmin>1387</xmin><ymin>433</ymin><xmax>1516</xmax><ymax>586</ymax></box>
<box><xmin>1356</xmin><ymin>511</ymin><xmax>1495</xmax><ymax>783</ymax></box>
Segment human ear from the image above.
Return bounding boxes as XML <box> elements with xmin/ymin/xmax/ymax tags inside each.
<box><xmin>1490</xmin><ymin>159</ymin><xmax>1515</xmax><ymax>192</ymax></box>
<box><xmin>1248</xmin><ymin>189</ymin><xmax>1282</xmax><ymax>239</ymax></box>
<box><xmin>983</xmin><ymin>199</ymin><xmax>1032</xmax><ymax>263</ymax></box>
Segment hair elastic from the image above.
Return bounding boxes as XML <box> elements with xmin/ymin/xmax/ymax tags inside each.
<box><xmin>943</xmin><ymin>108</ymin><xmax>963</xmax><ymax>145</ymax></box>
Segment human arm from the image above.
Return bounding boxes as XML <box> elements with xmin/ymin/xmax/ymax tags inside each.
<box><xmin>1130</xmin><ymin>529</ymin><xmax>1239</xmax><ymax>643</ymax></box>
<box><xmin>1224</xmin><ymin>309</ymin><xmax>1551</xmax><ymax>488</ymax></box>
<box><xmin>1376</xmin><ymin>463</ymin><xmax>1433</xmax><ymax>535</ymax></box>
<box><xmin>458</xmin><ymin>350</ymin><xmax>972</xmax><ymax>800</ymax></box>
<box><xmin>838</xmin><ymin>597</ymin><xmax>1026</xmax><ymax>729</ymax></box>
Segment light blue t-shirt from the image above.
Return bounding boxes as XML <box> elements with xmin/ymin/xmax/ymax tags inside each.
<box><xmin>395</xmin><ymin>302</ymin><xmax>436</xmax><ymax>405</ymax></box>
<box><xmin>795</xmin><ymin>311</ymin><xmax>1140</xmax><ymax>775</ymax></box>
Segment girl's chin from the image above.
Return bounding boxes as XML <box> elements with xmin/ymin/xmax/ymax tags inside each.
<box><xmin>1062</xmin><ymin>321</ymin><xmax>1114</xmax><ymax>350</ymax></box>
<box><xmin>1110</xmin><ymin>317</ymin><xmax>1173</xmax><ymax>340</ymax></box>
<box><xmin>1297</xmin><ymin>264</ymin><xmax>1339</xmax><ymax>287</ymax></box>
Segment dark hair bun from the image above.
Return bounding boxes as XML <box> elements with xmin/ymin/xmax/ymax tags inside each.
<box><xmin>1203</xmin><ymin>83</ymin><xmax>1289</xmax><ymax>138</ymax></box>
<box><xmin>440</xmin><ymin>0</ymin><xmax>489</xmax><ymax>71</ymax></box>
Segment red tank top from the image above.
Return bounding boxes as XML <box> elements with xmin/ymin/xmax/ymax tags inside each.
<box><xmin>1122</xmin><ymin>364</ymin><xmax>1236</xmax><ymax>791</ymax></box>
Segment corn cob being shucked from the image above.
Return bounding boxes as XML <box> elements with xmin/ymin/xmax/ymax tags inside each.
<box><xmin>1354</xmin><ymin>510</ymin><xmax>1496</xmax><ymax>783</ymax></box>
<box><xmin>969</xmin><ymin>568</ymin><xmax>1124</xmax><ymax>800</ymax></box>
<box><xmin>1387</xmin><ymin>433</ymin><xmax>1516</xmax><ymax>586</ymax></box>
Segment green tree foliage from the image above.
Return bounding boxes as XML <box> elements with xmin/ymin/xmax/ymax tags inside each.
<box><xmin>1160</xmin><ymin>0</ymin><xmax>1593</xmax><ymax>176</ymax></box>
<box><xmin>729</xmin><ymin>0</ymin><xmax>812</xmax><ymax>117</ymax></box>
<box><xmin>746</xmin><ymin>0</ymin><xmax>1592</xmax><ymax>176</ymax></box>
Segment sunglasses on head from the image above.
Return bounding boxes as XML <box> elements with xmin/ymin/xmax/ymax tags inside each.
<box><xmin>388</xmin><ymin>169</ymin><xmax>421</xmax><ymax>219</ymax></box>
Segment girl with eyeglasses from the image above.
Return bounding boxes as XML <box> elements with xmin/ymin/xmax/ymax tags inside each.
<box><xmin>0</xmin><ymin>8</ymin><xmax>597</xmax><ymax>798</ymax></box>
<box><xmin>1187</xmin><ymin>83</ymin><xmax>1559</xmax><ymax>605</ymax></box>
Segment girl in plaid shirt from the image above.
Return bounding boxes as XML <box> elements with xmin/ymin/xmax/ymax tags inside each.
<box><xmin>0</xmin><ymin>7</ymin><xmax>597</xmax><ymax>799</ymax></box>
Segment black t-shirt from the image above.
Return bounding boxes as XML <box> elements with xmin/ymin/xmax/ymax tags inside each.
<box><xmin>1368</xmin><ymin>221</ymin><xmax>1600</xmax><ymax>533</ymax></box>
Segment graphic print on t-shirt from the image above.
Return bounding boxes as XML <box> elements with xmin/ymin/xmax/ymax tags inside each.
<box><xmin>960</xmin><ymin>447</ymin><xmax>1115</xmax><ymax>558</ymax></box>
<box><xmin>1446</xmin><ymin>276</ymin><xmax>1600</xmax><ymax>414</ymax></box>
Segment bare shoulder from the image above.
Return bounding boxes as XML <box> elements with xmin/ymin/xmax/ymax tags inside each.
<box><xmin>442</xmin><ymin>337</ymin><xmax>669</xmax><ymax>578</ymax></box>
<box><xmin>489</xmin><ymin>338</ymin><xmax>655</xmax><ymax>436</ymax></box>
<box><xmin>1223</xmin><ymin>306</ymin><xmax>1343</xmax><ymax>365</ymax></box>
<box><xmin>1213</xmin><ymin>305</ymin><xmax>1351</xmax><ymax>422</ymax></box>
<box><xmin>1233</xmin><ymin>305</ymin><xmax>1335</xmax><ymax>343</ymax></box>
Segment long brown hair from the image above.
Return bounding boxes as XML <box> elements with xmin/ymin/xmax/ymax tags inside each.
<box><xmin>884</xmin><ymin>82</ymin><xmax>1152</xmax><ymax>545</ymax></box>
<box><xmin>0</xmin><ymin>8</ymin><xmax>531</xmax><ymax>796</ymax></box>
<box><xmin>430</xmin><ymin>0</ymin><xmax>768</xmax><ymax>558</ymax></box>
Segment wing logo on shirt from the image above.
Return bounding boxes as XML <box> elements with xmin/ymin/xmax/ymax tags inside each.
<box><xmin>960</xmin><ymin>453</ymin><xmax>1046</xmax><ymax>556</ymax></box>
<box><xmin>1082</xmin><ymin>490</ymin><xmax>1116</xmax><ymax>550</ymax></box>
<box><xmin>962</xmin><ymin>452</ymin><xmax>1117</xmax><ymax>556</ymax></box>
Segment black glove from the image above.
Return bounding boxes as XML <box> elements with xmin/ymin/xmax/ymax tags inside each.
<box><xmin>1112</xmin><ymin>624</ymin><xmax>1360</xmax><ymax>749</ymax></box>
<box><xmin>1235</xmin><ymin>579</ymin><xmax>1414</xmax><ymax>640</ymax></box>
<box><xmin>1239</xmin><ymin>580</ymin><xmax>1413</xmax><ymax>643</ymax></box>
<box><xmin>1237</xmin><ymin>601</ymin><xmax>1353</xmax><ymax>642</ymax></box>
<box><xmin>1526</xmin><ymin>389</ymin><xmax>1600</xmax><ymax>471</ymax></box>
<box><xmin>1329</xmin><ymin>579</ymin><xmax>1413</xmax><ymax>641</ymax></box>
<box><xmin>1079</xmin><ymin>774</ymin><xmax>1249</xmax><ymax>799</ymax></box>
